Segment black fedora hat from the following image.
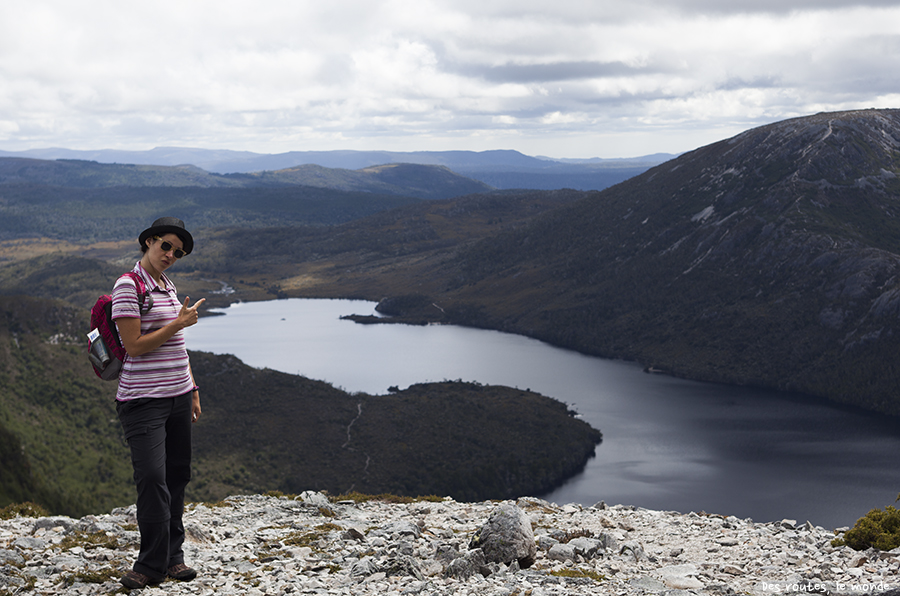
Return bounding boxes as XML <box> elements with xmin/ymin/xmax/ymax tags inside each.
<box><xmin>139</xmin><ymin>217</ymin><xmax>194</xmax><ymax>255</ymax></box>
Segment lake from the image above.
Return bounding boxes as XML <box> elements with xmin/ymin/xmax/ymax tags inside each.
<box><xmin>187</xmin><ymin>298</ymin><xmax>900</xmax><ymax>529</ymax></box>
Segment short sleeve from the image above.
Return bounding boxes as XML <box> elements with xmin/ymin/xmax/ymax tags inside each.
<box><xmin>111</xmin><ymin>276</ymin><xmax>141</xmax><ymax>320</ymax></box>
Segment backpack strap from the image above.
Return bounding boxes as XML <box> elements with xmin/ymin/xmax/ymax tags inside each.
<box><xmin>121</xmin><ymin>272</ymin><xmax>154</xmax><ymax>314</ymax></box>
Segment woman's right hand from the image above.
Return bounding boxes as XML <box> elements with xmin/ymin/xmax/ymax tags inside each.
<box><xmin>116</xmin><ymin>296</ymin><xmax>207</xmax><ymax>356</ymax></box>
<box><xmin>177</xmin><ymin>297</ymin><xmax>206</xmax><ymax>329</ymax></box>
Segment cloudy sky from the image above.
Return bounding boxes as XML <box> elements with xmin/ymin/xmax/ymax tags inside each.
<box><xmin>1</xmin><ymin>0</ymin><xmax>899</xmax><ymax>158</ymax></box>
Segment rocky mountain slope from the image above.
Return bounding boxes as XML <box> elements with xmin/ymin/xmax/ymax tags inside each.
<box><xmin>1</xmin><ymin>493</ymin><xmax>896</xmax><ymax>596</ymax></box>
<box><xmin>420</xmin><ymin>109</ymin><xmax>900</xmax><ymax>414</ymax></box>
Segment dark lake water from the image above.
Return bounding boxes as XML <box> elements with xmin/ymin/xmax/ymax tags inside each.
<box><xmin>188</xmin><ymin>298</ymin><xmax>900</xmax><ymax>529</ymax></box>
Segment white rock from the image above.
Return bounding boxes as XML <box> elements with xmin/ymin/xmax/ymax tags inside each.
<box><xmin>665</xmin><ymin>575</ymin><xmax>705</xmax><ymax>589</ymax></box>
<box><xmin>656</xmin><ymin>563</ymin><xmax>705</xmax><ymax>588</ymax></box>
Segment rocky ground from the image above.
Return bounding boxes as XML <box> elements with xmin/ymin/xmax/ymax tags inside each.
<box><xmin>1</xmin><ymin>492</ymin><xmax>898</xmax><ymax>595</ymax></box>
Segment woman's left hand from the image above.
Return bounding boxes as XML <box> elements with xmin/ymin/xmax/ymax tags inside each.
<box><xmin>191</xmin><ymin>393</ymin><xmax>202</xmax><ymax>423</ymax></box>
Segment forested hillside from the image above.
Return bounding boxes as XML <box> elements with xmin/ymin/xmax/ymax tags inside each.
<box><xmin>0</xmin><ymin>183</ymin><xmax>422</xmax><ymax>242</ymax></box>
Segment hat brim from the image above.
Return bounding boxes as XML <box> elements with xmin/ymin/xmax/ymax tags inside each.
<box><xmin>139</xmin><ymin>225</ymin><xmax>194</xmax><ymax>255</ymax></box>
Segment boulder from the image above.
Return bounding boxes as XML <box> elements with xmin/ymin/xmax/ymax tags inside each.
<box><xmin>298</xmin><ymin>490</ymin><xmax>334</xmax><ymax>515</ymax></box>
<box><xmin>469</xmin><ymin>503</ymin><xmax>537</xmax><ymax>568</ymax></box>
<box><xmin>548</xmin><ymin>543</ymin><xmax>576</xmax><ymax>562</ymax></box>
<box><xmin>619</xmin><ymin>540</ymin><xmax>646</xmax><ymax>561</ymax></box>
<box><xmin>0</xmin><ymin>550</ymin><xmax>24</xmax><ymax>566</ymax></box>
<box><xmin>380</xmin><ymin>555</ymin><xmax>425</xmax><ymax>580</ymax></box>
<box><xmin>444</xmin><ymin>548</ymin><xmax>490</xmax><ymax>580</ymax></box>
<box><xmin>657</xmin><ymin>563</ymin><xmax>704</xmax><ymax>590</ymax></box>
<box><xmin>568</xmin><ymin>536</ymin><xmax>606</xmax><ymax>559</ymax></box>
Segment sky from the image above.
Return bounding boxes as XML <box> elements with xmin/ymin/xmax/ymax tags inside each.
<box><xmin>1</xmin><ymin>0</ymin><xmax>900</xmax><ymax>159</ymax></box>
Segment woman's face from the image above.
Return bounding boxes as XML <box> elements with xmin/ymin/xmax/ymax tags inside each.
<box><xmin>146</xmin><ymin>233</ymin><xmax>186</xmax><ymax>272</ymax></box>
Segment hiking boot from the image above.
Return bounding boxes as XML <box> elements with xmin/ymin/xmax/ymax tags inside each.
<box><xmin>120</xmin><ymin>570</ymin><xmax>160</xmax><ymax>589</ymax></box>
<box><xmin>167</xmin><ymin>563</ymin><xmax>198</xmax><ymax>581</ymax></box>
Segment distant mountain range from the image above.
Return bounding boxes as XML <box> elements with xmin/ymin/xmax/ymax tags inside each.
<box><xmin>0</xmin><ymin>156</ymin><xmax>492</xmax><ymax>198</ymax></box>
<box><xmin>0</xmin><ymin>147</ymin><xmax>667</xmax><ymax>242</ymax></box>
<box><xmin>0</xmin><ymin>147</ymin><xmax>675</xmax><ymax>191</ymax></box>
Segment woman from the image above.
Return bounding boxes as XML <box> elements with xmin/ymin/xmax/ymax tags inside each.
<box><xmin>112</xmin><ymin>217</ymin><xmax>205</xmax><ymax>589</ymax></box>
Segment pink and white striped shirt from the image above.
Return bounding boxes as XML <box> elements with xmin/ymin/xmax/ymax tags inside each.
<box><xmin>111</xmin><ymin>262</ymin><xmax>194</xmax><ymax>401</ymax></box>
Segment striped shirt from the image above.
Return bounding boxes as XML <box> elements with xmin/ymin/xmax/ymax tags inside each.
<box><xmin>111</xmin><ymin>262</ymin><xmax>194</xmax><ymax>401</ymax></box>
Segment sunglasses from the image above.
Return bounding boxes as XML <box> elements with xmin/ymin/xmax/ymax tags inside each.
<box><xmin>152</xmin><ymin>236</ymin><xmax>187</xmax><ymax>259</ymax></box>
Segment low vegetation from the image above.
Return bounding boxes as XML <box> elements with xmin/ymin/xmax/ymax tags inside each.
<box><xmin>329</xmin><ymin>492</ymin><xmax>444</xmax><ymax>504</ymax></box>
<box><xmin>549</xmin><ymin>568</ymin><xmax>606</xmax><ymax>582</ymax></box>
<box><xmin>832</xmin><ymin>496</ymin><xmax>900</xmax><ymax>551</ymax></box>
<box><xmin>0</xmin><ymin>501</ymin><xmax>49</xmax><ymax>520</ymax></box>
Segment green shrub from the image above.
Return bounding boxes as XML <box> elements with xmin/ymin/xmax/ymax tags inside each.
<box><xmin>58</xmin><ymin>530</ymin><xmax>119</xmax><ymax>551</ymax></box>
<box><xmin>328</xmin><ymin>492</ymin><xmax>442</xmax><ymax>504</ymax></box>
<box><xmin>832</xmin><ymin>498</ymin><xmax>900</xmax><ymax>551</ymax></box>
<box><xmin>0</xmin><ymin>502</ymin><xmax>49</xmax><ymax>520</ymax></box>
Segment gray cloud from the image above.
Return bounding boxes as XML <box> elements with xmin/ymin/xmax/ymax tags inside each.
<box><xmin>637</xmin><ymin>0</ymin><xmax>900</xmax><ymax>14</ymax></box>
<box><xmin>1</xmin><ymin>0</ymin><xmax>899</xmax><ymax>158</ymax></box>
<box><xmin>718</xmin><ymin>76</ymin><xmax>782</xmax><ymax>91</ymax></box>
<box><xmin>458</xmin><ymin>61</ymin><xmax>663</xmax><ymax>84</ymax></box>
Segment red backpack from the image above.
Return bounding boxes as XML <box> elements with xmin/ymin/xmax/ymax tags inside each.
<box><xmin>87</xmin><ymin>272</ymin><xmax>153</xmax><ymax>380</ymax></box>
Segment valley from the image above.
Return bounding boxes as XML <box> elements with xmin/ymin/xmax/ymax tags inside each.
<box><xmin>3</xmin><ymin>108</ymin><xmax>900</xmax><ymax>518</ymax></box>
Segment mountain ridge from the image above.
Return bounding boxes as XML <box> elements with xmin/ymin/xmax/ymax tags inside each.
<box><xmin>0</xmin><ymin>147</ymin><xmax>674</xmax><ymax>191</ymax></box>
<box><xmin>0</xmin><ymin>146</ymin><xmax>675</xmax><ymax>172</ymax></box>
<box><xmin>0</xmin><ymin>157</ymin><xmax>492</xmax><ymax>200</ymax></box>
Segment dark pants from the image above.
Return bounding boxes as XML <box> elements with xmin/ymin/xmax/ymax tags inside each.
<box><xmin>117</xmin><ymin>393</ymin><xmax>192</xmax><ymax>581</ymax></box>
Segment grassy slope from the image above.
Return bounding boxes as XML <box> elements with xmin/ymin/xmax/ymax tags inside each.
<box><xmin>0</xmin><ymin>296</ymin><xmax>128</xmax><ymax>516</ymax></box>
